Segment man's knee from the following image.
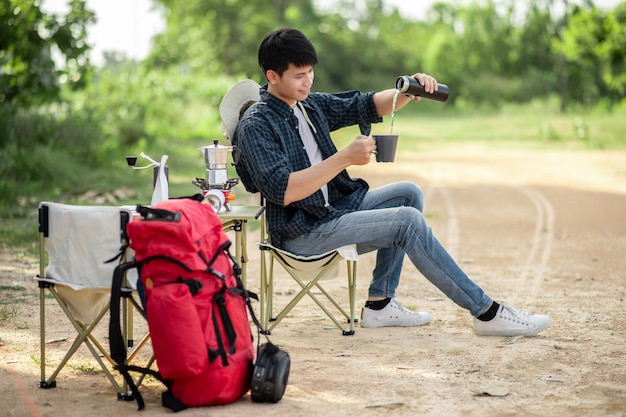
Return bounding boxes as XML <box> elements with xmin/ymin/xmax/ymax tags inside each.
<box><xmin>387</xmin><ymin>205</ymin><xmax>429</xmax><ymax>243</ymax></box>
<box><xmin>397</xmin><ymin>181</ymin><xmax>424</xmax><ymax>211</ymax></box>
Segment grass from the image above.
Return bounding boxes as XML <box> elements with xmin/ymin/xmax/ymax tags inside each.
<box><xmin>29</xmin><ymin>355</ymin><xmax>102</xmax><ymax>374</ymax></box>
<box><xmin>0</xmin><ymin>305</ymin><xmax>20</xmax><ymax>321</ymax></box>
<box><xmin>363</xmin><ymin>105</ymin><xmax>626</xmax><ymax>151</ymax></box>
<box><xmin>0</xmin><ymin>285</ymin><xmax>28</xmax><ymax>319</ymax></box>
<box><xmin>70</xmin><ymin>361</ymin><xmax>102</xmax><ymax>374</ymax></box>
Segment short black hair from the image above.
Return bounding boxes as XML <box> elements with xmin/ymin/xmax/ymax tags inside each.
<box><xmin>258</xmin><ymin>28</ymin><xmax>318</xmax><ymax>77</ymax></box>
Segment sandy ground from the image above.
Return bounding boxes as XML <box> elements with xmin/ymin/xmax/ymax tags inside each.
<box><xmin>1</xmin><ymin>143</ymin><xmax>625</xmax><ymax>417</ymax></box>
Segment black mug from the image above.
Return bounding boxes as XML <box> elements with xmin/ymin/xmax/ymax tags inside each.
<box><xmin>395</xmin><ymin>75</ymin><xmax>449</xmax><ymax>102</ymax></box>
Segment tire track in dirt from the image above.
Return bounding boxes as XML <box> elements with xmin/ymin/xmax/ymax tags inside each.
<box><xmin>424</xmin><ymin>185</ymin><xmax>460</xmax><ymax>260</ymax></box>
<box><xmin>426</xmin><ymin>183</ymin><xmax>554</xmax><ymax>307</ymax></box>
<box><xmin>516</xmin><ymin>186</ymin><xmax>555</xmax><ymax>305</ymax></box>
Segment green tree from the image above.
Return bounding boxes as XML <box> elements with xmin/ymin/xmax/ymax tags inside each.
<box><xmin>423</xmin><ymin>0</ymin><xmax>520</xmax><ymax>106</ymax></box>
<box><xmin>554</xmin><ymin>1</ymin><xmax>626</xmax><ymax>106</ymax></box>
<box><xmin>147</xmin><ymin>0</ymin><xmax>322</xmax><ymax>80</ymax></box>
<box><xmin>600</xmin><ymin>2</ymin><xmax>626</xmax><ymax>98</ymax></box>
<box><xmin>146</xmin><ymin>0</ymin><xmax>436</xmax><ymax>93</ymax></box>
<box><xmin>312</xmin><ymin>0</ymin><xmax>399</xmax><ymax>91</ymax></box>
<box><xmin>0</xmin><ymin>0</ymin><xmax>95</xmax><ymax>106</ymax></box>
<box><xmin>512</xmin><ymin>2</ymin><xmax>559</xmax><ymax>100</ymax></box>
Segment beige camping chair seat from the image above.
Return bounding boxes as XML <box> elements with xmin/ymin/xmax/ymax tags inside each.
<box><xmin>258</xmin><ymin>205</ymin><xmax>358</xmax><ymax>336</ymax></box>
<box><xmin>36</xmin><ymin>202</ymin><xmax>151</xmax><ymax>399</ymax></box>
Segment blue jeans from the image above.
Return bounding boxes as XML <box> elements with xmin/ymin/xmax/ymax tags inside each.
<box><xmin>282</xmin><ymin>181</ymin><xmax>493</xmax><ymax>317</ymax></box>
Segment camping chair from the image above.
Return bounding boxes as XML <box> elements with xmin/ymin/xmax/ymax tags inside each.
<box><xmin>36</xmin><ymin>202</ymin><xmax>151</xmax><ymax>399</ymax></box>
<box><xmin>257</xmin><ymin>199</ymin><xmax>359</xmax><ymax>336</ymax></box>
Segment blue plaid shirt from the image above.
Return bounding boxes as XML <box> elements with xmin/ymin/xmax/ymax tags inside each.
<box><xmin>232</xmin><ymin>85</ymin><xmax>383</xmax><ymax>248</ymax></box>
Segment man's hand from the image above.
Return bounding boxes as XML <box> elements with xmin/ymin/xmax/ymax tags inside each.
<box><xmin>284</xmin><ymin>135</ymin><xmax>374</xmax><ymax>205</ymax></box>
<box><xmin>373</xmin><ymin>71</ymin><xmax>438</xmax><ymax>114</ymax></box>
<box><xmin>341</xmin><ymin>135</ymin><xmax>377</xmax><ymax>165</ymax></box>
<box><xmin>408</xmin><ymin>73</ymin><xmax>439</xmax><ymax>102</ymax></box>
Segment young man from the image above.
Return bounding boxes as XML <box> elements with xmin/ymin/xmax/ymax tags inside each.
<box><xmin>223</xmin><ymin>27</ymin><xmax>551</xmax><ymax>336</ymax></box>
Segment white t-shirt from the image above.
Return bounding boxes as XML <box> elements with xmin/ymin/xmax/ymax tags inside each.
<box><xmin>294</xmin><ymin>104</ymin><xmax>329</xmax><ymax>204</ymax></box>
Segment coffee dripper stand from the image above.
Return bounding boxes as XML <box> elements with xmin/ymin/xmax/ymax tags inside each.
<box><xmin>125</xmin><ymin>152</ymin><xmax>169</xmax><ymax>200</ymax></box>
<box><xmin>192</xmin><ymin>139</ymin><xmax>240</xmax><ymax>212</ymax></box>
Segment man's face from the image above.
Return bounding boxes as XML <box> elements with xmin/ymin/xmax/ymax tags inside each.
<box><xmin>268</xmin><ymin>64</ymin><xmax>314</xmax><ymax>106</ymax></box>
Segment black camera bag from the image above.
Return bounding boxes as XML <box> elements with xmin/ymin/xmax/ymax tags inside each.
<box><xmin>251</xmin><ymin>342</ymin><xmax>291</xmax><ymax>403</ymax></box>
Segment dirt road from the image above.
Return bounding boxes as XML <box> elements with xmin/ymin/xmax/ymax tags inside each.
<box><xmin>1</xmin><ymin>143</ymin><xmax>625</xmax><ymax>417</ymax></box>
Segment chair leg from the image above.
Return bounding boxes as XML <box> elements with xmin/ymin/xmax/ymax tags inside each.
<box><xmin>132</xmin><ymin>354</ymin><xmax>156</xmax><ymax>389</ymax></box>
<box><xmin>38</xmin><ymin>232</ymin><xmax>55</xmax><ymax>388</ymax></box>
<box><xmin>127</xmin><ymin>332</ymin><xmax>151</xmax><ymax>363</ymax></box>
<box><xmin>268</xmin><ymin>254</ymin><xmax>356</xmax><ymax>335</ymax></box>
<box><xmin>123</xmin><ymin>295</ymin><xmax>153</xmax><ymax>392</ymax></box>
<box><xmin>126</xmin><ymin>299</ymin><xmax>134</xmax><ymax>347</ymax></box>
<box><xmin>269</xmin><ymin>272</ymin><xmax>322</xmax><ymax>330</ymax></box>
<box><xmin>41</xmin><ymin>286</ymin><xmax>127</xmax><ymax>395</ymax></box>
<box><xmin>347</xmin><ymin>260</ymin><xmax>358</xmax><ymax>333</ymax></box>
<box><xmin>39</xmin><ymin>285</ymin><xmax>56</xmax><ymax>388</ymax></box>
<box><xmin>268</xmin><ymin>255</ymin><xmax>275</xmax><ymax>322</ymax></box>
<box><xmin>259</xmin><ymin>248</ymin><xmax>270</xmax><ymax>333</ymax></box>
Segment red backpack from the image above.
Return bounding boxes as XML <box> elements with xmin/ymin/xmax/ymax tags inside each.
<box><xmin>109</xmin><ymin>196</ymin><xmax>284</xmax><ymax>412</ymax></box>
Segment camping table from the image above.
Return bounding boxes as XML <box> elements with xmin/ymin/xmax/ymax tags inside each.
<box><xmin>219</xmin><ymin>205</ymin><xmax>264</xmax><ymax>288</ymax></box>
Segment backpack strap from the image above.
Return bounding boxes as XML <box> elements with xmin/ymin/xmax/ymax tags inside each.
<box><xmin>204</xmin><ymin>241</ymin><xmax>257</xmax><ymax>367</ymax></box>
<box><xmin>161</xmin><ymin>389</ymin><xmax>188</xmax><ymax>412</ymax></box>
<box><xmin>139</xmin><ymin>254</ymin><xmax>194</xmax><ymax>272</ymax></box>
<box><xmin>136</xmin><ymin>205</ymin><xmax>181</xmax><ymax>222</ymax></box>
<box><xmin>109</xmin><ymin>261</ymin><xmax>146</xmax><ymax>410</ymax></box>
<box><xmin>198</xmin><ymin>240</ymin><xmax>232</xmax><ymax>280</ymax></box>
<box><xmin>209</xmin><ymin>285</ymin><xmax>237</xmax><ymax>366</ymax></box>
<box><xmin>134</xmin><ymin>194</ymin><xmax>203</xmax><ymax>222</ymax></box>
<box><xmin>109</xmin><ymin>260</ymin><xmax>174</xmax><ymax>411</ymax></box>
<box><xmin>222</xmin><ymin>243</ymin><xmax>268</xmax><ymax>353</ymax></box>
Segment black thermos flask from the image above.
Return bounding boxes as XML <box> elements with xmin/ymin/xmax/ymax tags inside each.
<box><xmin>395</xmin><ymin>75</ymin><xmax>449</xmax><ymax>102</ymax></box>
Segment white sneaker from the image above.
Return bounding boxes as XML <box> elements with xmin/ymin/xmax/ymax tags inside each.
<box><xmin>361</xmin><ymin>299</ymin><xmax>432</xmax><ymax>328</ymax></box>
<box><xmin>473</xmin><ymin>303</ymin><xmax>551</xmax><ymax>337</ymax></box>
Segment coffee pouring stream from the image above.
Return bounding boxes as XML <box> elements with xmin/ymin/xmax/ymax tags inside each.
<box><xmin>389</xmin><ymin>76</ymin><xmax>450</xmax><ymax>135</ymax></box>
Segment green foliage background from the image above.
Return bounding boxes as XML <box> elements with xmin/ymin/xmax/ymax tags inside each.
<box><xmin>1</xmin><ymin>0</ymin><xmax>625</xmax><ymax>251</ymax></box>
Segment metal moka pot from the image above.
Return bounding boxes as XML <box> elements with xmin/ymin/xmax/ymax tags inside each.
<box><xmin>199</xmin><ymin>139</ymin><xmax>236</xmax><ymax>188</ymax></box>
